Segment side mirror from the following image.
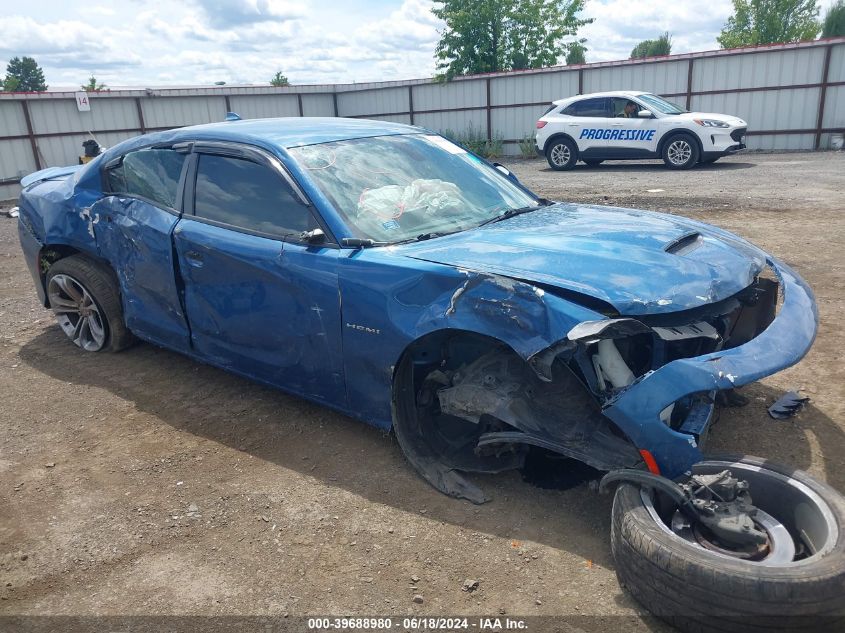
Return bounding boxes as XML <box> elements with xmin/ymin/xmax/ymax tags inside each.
<box><xmin>638</xmin><ymin>109</ymin><xmax>654</xmax><ymax>118</ymax></box>
<box><xmin>300</xmin><ymin>228</ymin><xmax>326</xmax><ymax>244</ymax></box>
<box><xmin>493</xmin><ymin>162</ymin><xmax>520</xmax><ymax>184</ymax></box>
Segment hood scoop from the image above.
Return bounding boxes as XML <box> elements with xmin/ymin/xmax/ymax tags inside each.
<box><xmin>664</xmin><ymin>231</ymin><xmax>702</xmax><ymax>255</ymax></box>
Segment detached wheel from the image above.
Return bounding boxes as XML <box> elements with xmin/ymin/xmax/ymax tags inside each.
<box><xmin>546</xmin><ymin>138</ymin><xmax>578</xmax><ymax>171</ymax></box>
<box><xmin>661</xmin><ymin>133</ymin><xmax>699</xmax><ymax>169</ymax></box>
<box><xmin>611</xmin><ymin>455</ymin><xmax>845</xmax><ymax>633</ymax></box>
<box><xmin>46</xmin><ymin>255</ymin><xmax>134</xmax><ymax>352</ymax></box>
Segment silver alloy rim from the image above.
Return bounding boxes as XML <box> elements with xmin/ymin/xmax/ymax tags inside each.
<box><xmin>667</xmin><ymin>139</ymin><xmax>692</xmax><ymax>165</ymax></box>
<box><xmin>47</xmin><ymin>274</ymin><xmax>107</xmax><ymax>351</ymax></box>
<box><xmin>550</xmin><ymin>144</ymin><xmax>570</xmax><ymax>166</ymax></box>
<box><xmin>640</xmin><ymin>460</ymin><xmax>839</xmax><ymax>567</ymax></box>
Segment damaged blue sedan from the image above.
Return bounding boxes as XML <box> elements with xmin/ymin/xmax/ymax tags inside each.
<box><xmin>16</xmin><ymin>118</ymin><xmax>845</xmax><ymax>632</ymax></box>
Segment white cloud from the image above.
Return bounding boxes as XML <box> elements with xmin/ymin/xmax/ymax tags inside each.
<box><xmin>1</xmin><ymin>0</ymin><xmax>838</xmax><ymax>88</ymax></box>
<box><xmin>192</xmin><ymin>0</ymin><xmax>307</xmax><ymax>27</ymax></box>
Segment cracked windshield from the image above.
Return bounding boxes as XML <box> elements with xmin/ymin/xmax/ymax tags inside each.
<box><xmin>288</xmin><ymin>133</ymin><xmax>537</xmax><ymax>243</ymax></box>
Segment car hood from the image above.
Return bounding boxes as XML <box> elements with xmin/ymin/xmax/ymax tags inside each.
<box><xmin>675</xmin><ymin>111</ymin><xmax>746</xmax><ymax>126</ymax></box>
<box><xmin>398</xmin><ymin>203</ymin><xmax>767</xmax><ymax>316</ymax></box>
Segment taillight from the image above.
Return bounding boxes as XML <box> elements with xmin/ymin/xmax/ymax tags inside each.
<box><xmin>536</xmin><ymin>120</ymin><xmax>547</xmax><ymax>129</ymax></box>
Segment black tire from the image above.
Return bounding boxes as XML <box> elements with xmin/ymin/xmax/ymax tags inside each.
<box><xmin>611</xmin><ymin>454</ymin><xmax>845</xmax><ymax>633</ymax></box>
<box><xmin>661</xmin><ymin>133</ymin><xmax>700</xmax><ymax>169</ymax></box>
<box><xmin>46</xmin><ymin>255</ymin><xmax>134</xmax><ymax>352</ymax></box>
<box><xmin>545</xmin><ymin>138</ymin><xmax>578</xmax><ymax>171</ymax></box>
<box><xmin>583</xmin><ymin>159</ymin><xmax>604</xmax><ymax>167</ymax></box>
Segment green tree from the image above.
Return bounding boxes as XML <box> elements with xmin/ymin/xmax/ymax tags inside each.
<box><xmin>81</xmin><ymin>75</ymin><xmax>106</xmax><ymax>91</ymax></box>
<box><xmin>270</xmin><ymin>71</ymin><xmax>290</xmax><ymax>87</ymax></box>
<box><xmin>630</xmin><ymin>32</ymin><xmax>672</xmax><ymax>58</ymax></box>
<box><xmin>433</xmin><ymin>0</ymin><xmax>592</xmax><ymax>80</ymax></box>
<box><xmin>822</xmin><ymin>0</ymin><xmax>845</xmax><ymax>36</ymax></box>
<box><xmin>717</xmin><ymin>0</ymin><xmax>821</xmax><ymax>48</ymax></box>
<box><xmin>565</xmin><ymin>40</ymin><xmax>587</xmax><ymax>65</ymax></box>
<box><xmin>2</xmin><ymin>56</ymin><xmax>47</xmax><ymax>91</ymax></box>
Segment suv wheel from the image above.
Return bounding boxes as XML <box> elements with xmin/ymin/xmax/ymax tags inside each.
<box><xmin>546</xmin><ymin>138</ymin><xmax>578</xmax><ymax>171</ymax></box>
<box><xmin>662</xmin><ymin>134</ymin><xmax>699</xmax><ymax>169</ymax></box>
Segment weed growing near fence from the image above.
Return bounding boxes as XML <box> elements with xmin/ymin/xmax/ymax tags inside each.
<box><xmin>440</xmin><ymin>124</ymin><xmax>504</xmax><ymax>159</ymax></box>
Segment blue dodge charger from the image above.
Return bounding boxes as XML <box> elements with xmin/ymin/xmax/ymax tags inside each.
<box><xmin>15</xmin><ymin>117</ymin><xmax>845</xmax><ymax>631</ymax></box>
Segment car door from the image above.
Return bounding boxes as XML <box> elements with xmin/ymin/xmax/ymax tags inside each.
<box><xmin>172</xmin><ymin>144</ymin><xmax>346</xmax><ymax>405</ymax></box>
<box><xmin>562</xmin><ymin>97</ymin><xmax>612</xmax><ymax>156</ymax></box>
<box><xmin>607</xmin><ymin>96</ymin><xmax>662</xmax><ymax>157</ymax></box>
<box><xmin>94</xmin><ymin>146</ymin><xmax>192</xmax><ymax>352</ymax></box>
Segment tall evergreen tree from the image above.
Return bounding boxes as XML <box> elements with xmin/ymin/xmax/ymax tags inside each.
<box><xmin>2</xmin><ymin>56</ymin><xmax>47</xmax><ymax>91</ymax></box>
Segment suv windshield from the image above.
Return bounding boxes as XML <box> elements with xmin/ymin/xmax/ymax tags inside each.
<box><xmin>638</xmin><ymin>93</ymin><xmax>687</xmax><ymax>115</ymax></box>
<box><xmin>288</xmin><ymin>134</ymin><xmax>537</xmax><ymax>243</ymax></box>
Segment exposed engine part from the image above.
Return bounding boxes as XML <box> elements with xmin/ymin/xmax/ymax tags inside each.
<box><xmin>602</xmin><ymin>467</ymin><xmax>770</xmax><ymax>552</ymax></box>
<box><xmin>652</xmin><ymin>321</ymin><xmax>719</xmax><ymax>341</ymax></box>
<box><xmin>601</xmin><ymin>469</ymin><xmax>699</xmax><ymax>517</ymax></box>
<box><xmin>594</xmin><ymin>339</ymin><xmax>635</xmax><ymax>389</ymax></box>
<box><xmin>685</xmin><ymin>470</ymin><xmax>767</xmax><ymax>548</ymax></box>
<box><xmin>436</xmin><ymin>348</ymin><xmax>642</xmax><ymax>473</ymax></box>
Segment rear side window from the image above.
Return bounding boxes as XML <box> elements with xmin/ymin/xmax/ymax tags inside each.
<box><xmin>105</xmin><ymin>148</ymin><xmax>186</xmax><ymax>209</ymax></box>
<box><xmin>563</xmin><ymin>97</ymin><xmax>609</xmax><ymax>117</ymax></box>
<box><xmin>193</xmin><ymin>154</ymin><xmax>314</xmax><ymax>238</ymax></box>
<box><xmin>543</xmin><ymin>104</ymin><xmax>557</xmax><ymax>115</ymax></box>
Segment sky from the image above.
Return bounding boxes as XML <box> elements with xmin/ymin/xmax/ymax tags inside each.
<box><xmin>0</xmin><ymin>0</ymin><xmax>839</xmax><ymax>89</ymax></box>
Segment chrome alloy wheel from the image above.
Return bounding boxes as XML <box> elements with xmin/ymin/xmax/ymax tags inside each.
<box><xmin>550</xmin><ymin>143</ymin><xmax>571</xmax><ymax>166</ymax></box>
<box><xmin>47</xmin><ymin>273</ymin><xmax>107</xmax><ymax>351</ymax></box>
<box><xmin>667</xmin><ymin>139</ymin><xmax>693</xmax><ymax>166</ymax></box>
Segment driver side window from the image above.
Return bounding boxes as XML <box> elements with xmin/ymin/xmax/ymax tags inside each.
<box><xmin>192</xmin><ymin>154</ymin><xmax>316</xmax><ymax>239</ymax></box>
<box><xmin>611</xmin><ymin>98</ymin><xmax>639</xmax><ymax>117</ymax></box>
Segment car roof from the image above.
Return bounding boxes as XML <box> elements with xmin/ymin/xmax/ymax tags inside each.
<box><xmin>76</xmin><ymin>117</ymin><xmax>424</xmax><ymax>192</ymax></box>
<box><xmin>552</xmin><ymin>91</ymin><xmax>648</xmax><ymax>106</ymax></box>
<box><xmin>100</xmin><ymin>117</ymin><xmax>421</xmax><ymax>161</ymax></box>
<box><xmin>177</xmin><ymin>116</ymin><xmax>420</xmax><ymax>148</ymax></box>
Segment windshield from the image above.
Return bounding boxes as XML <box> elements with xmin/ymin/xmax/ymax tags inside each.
<box><xmin>288</xmin><ymin>134</ymin><xmax>538</xmax><ymax>243</ymax></box>
<box><xmin>638</xmin><ymin>93</ymin><xmax>686</xmax><ymax>115</ymax></box>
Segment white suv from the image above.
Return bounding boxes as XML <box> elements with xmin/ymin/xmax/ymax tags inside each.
<box><xmin>535</xmin><ymin>91</ymin><xmax>747</xmax><ymax>170</ymax></box>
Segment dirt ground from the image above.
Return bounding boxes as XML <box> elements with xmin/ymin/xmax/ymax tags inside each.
<box><xmin>1</xmin><ymin>151</ymin><xmax>844</xmax><ymax>632</ymax></box>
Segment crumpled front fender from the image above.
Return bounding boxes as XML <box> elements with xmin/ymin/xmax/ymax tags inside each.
<box><xmin>602</xmin><ymin>256</ymin><xmax>818</xmax><ymax>479</ymax></box>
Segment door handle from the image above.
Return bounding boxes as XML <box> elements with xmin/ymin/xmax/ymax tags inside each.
<box><xmin>611</xmin><ymin>122</ymin><xmax>624</xmax><ymax>126</ymax></box>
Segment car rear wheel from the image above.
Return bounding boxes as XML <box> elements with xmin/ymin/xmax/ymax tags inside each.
<box><xmin>662</xmin><ymin>134</ymin><xmax>699</xmax><ymax>169</ymax></box>
<box><xmin>611</xmin><ymin>454</ymin><xmax>845</xmax><ymax>633</ymax></box>
<box><xmin>46</xmin><ymin>255</ymin><xmax>134</xmax><ymax>353</ymax></box>
<box><xmin>546</xmin><ymin>138</ymin><xmax>578</xmax><ymax>171</ymax></box>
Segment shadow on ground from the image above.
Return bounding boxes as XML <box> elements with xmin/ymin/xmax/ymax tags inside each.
<box><xmin>539</xmin><ymin>161</ymin><xmax>756</xmax><ymax>173</ymax></box>
<box><xmin>19</xmin><ymin>326</ymin><xmax>845</xmax><ymax>568</ymax></box>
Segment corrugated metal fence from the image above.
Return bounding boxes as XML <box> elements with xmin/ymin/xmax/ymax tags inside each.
<box><xmin>1</xmin><ymin>37</ymin><xmax>844</xmax><ymax>200</ymax></box>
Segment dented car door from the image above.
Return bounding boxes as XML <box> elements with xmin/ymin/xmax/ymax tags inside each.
<box><xmin>94</xmin><ymin>146</ymin><xmax>192</xmax><ymax>352</ymax></box>
<box><xmin>173</xmin><ymin>146</ymin><xmax>346</xmax><ymax>405</ymax></box>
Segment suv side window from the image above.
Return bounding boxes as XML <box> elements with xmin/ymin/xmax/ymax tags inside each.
<box><xmin>105</xmin><ymin>148</ymin><xmax>186</xmax><ymax>209</ymax></box>
<box><xmin>611</xmin><ymin>97</ymin><xmax>640</xmax><ymax>117</ymax></box>
<box><xmin>563</xmin><ymin>97</ymin><xmax>610</xmax><ymax>117</ymax></box>
<box><xmin>193</xmin><ymin>154</ymin><xmax>315</xmax><ymax>239</ymax></box>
